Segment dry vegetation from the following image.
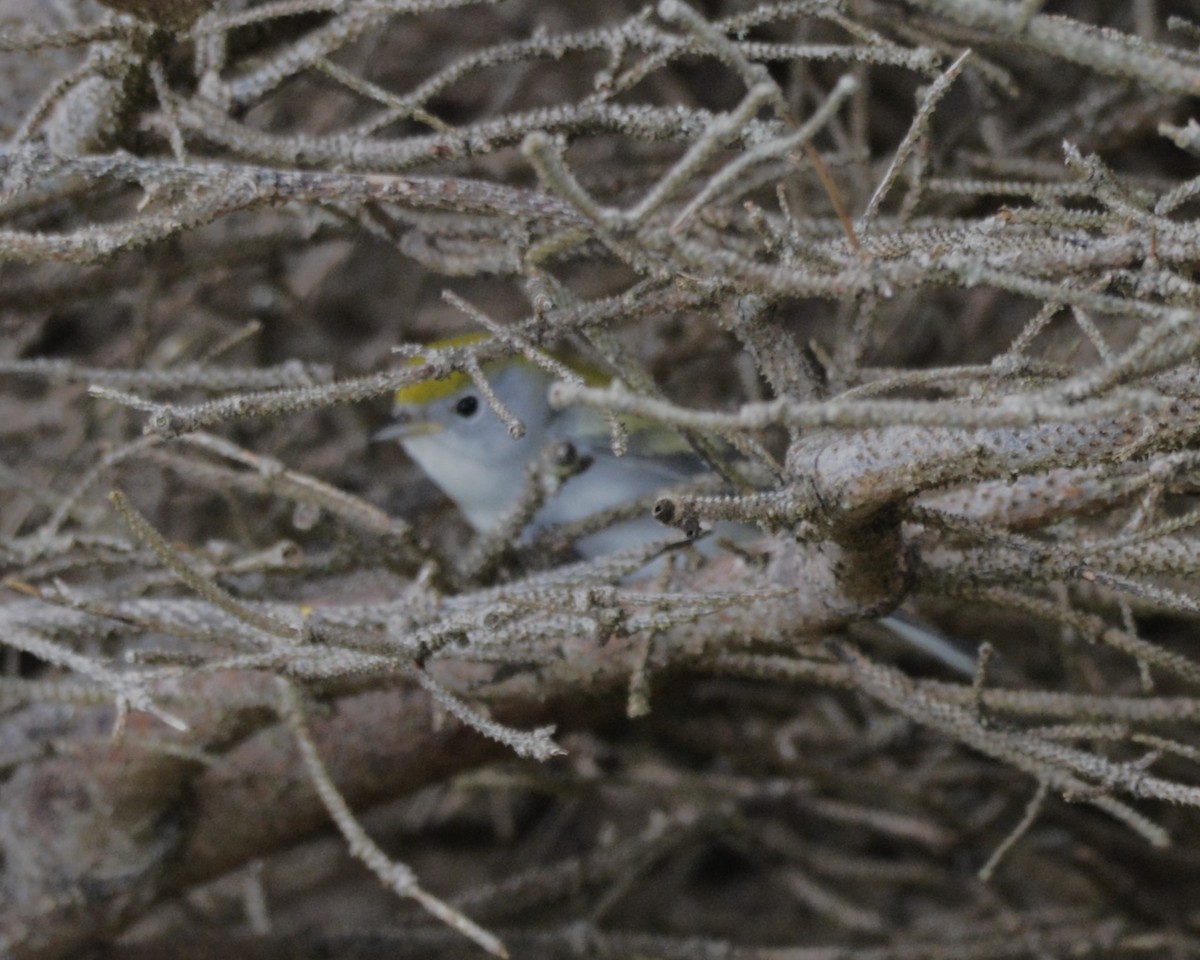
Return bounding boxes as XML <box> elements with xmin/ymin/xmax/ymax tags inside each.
<box><xmin>5</xmin><ymin>0</ymin><xmax>1200</xmax><ymax>956</ymax></box>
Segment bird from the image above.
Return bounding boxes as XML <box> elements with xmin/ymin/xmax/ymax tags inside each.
<box><xmin>376</xmin><ymin>335</ymin><xmax>978</xmax><ymax>675</ymax></box>
<box><xmin>374</xmin><ymin>335</ymin><xmax>715</xmax><ymax>560</ymax></box>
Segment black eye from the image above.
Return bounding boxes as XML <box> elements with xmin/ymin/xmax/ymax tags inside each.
<box><xmin>454</xmin><ymin>395</ymin><xmax>479</xmax><ymax>418</ymax></box>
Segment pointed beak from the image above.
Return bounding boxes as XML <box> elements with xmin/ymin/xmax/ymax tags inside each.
<box><xmin>372</xmin><ymin>421</ymin><xmax>410</xmax><ymax>442</ymax></box>
<box><xmin>373</xmin><ymin>408</ymin><xmax>441</xmax><ymax>442</ymax></box>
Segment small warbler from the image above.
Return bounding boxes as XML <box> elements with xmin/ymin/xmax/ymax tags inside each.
<box><xmin>375</xmin><ymin>335</ymin><xmax>978</xmax><ymax>675</ymax></box>
<box><xmin>374</xmin><ymin>336</ymin><xmax>717</xmax><ymax>560</ymax></box>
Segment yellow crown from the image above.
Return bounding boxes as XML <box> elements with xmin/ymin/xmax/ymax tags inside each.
<box><xmin>392</xmin><ymin>333</ymin><xmax>608</xmax><ymax>407</ymax></box>
<box><xmin>392</xmin><ymin>332</ymin><xmax>487</xmax><ymax>406</ymax></box>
